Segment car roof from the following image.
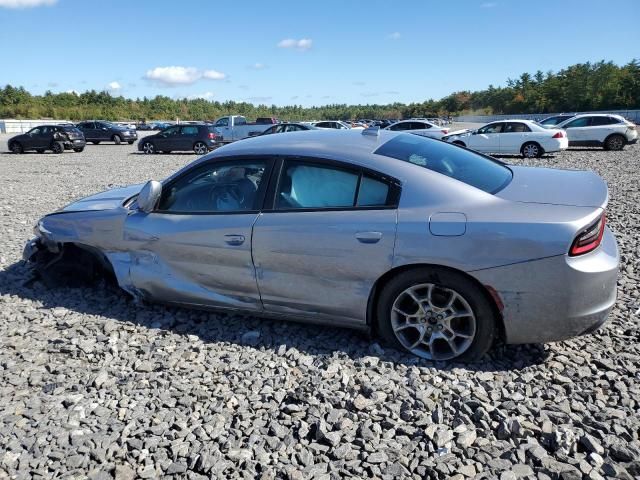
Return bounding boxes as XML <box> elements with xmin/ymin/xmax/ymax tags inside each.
<box><xmin>570</xmin><ymin>113</ymin><xmax>620</xmax><ymax>118</ymax></box>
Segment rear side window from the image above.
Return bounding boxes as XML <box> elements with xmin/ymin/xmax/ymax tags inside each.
<box><xmin>275</xmin><ymin>160</ymin><xmax>398</xmax><ymax>210</ymax></box>
<box><xmin>504</xmin><ymin>122</ymin><xmax>531</xmax><ymax>133</ymax></box>
<box><xmin>375</xmin><ymin>134</ymin><xmax>512</xmax><ymax>194</ymax></box>
<box><xmin>591</xmin><ymin>116</ymin><xmax>620</xmax><ymax>126</ymax></box>
<box><xmin>564</xmin><ymin>117</ymin><xmax>590</xmax><ymax>128</ymax></box>
<box><xmin>181</xmin><ymin>126</ymin><xmax>198</xmax><ymax>136</ymax></box>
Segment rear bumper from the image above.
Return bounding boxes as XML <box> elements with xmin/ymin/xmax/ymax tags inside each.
<box><xmin>471</xmin><ymin>227</ymin><xmax>619</xmax><ymax>344</ymax></box>
<box><xmin>64</xmin><ymin>139</ymin><xmax>86</xmax><ymax>149</ymax></box>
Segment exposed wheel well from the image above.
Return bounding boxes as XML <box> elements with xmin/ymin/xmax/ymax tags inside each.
<box><xmin>366</xmin><ymin>263</ymin><xmax>506</xmax><ymax>342</ymax></box>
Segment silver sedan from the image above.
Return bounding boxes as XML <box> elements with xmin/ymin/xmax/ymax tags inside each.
<box><xmin>23</xmin><ymin>129</ymin><xmax>619</xmax><ymax>362</ymax></box>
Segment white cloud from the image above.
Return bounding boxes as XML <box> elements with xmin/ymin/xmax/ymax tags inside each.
<box><xmin>251</xmin><ymin>63</ymin><xmax>267</xmax><ymax>70</ymax></box>
<box><xmin>108</xmin><ymin>81</ymin><xmax>121</xmax><ymax>90</ymax></box>
<box><xmin>187</xmin><ymin>92</ymin><xmax>215</xmax><ymax>100</ymax></box>
<box><xmin>387</xmin><ymin>32</ymin><xmax>401</xmax><ymax>40</ymax></box>
<box><xmin>144</xmin><ymin>66</ymin><xmax>226</xmax><ymax>86</ymax></box>
<box><xmin>481</xmin><ymin>2</ymin><xmax>497</xmax><ymax>7</ymax></box>
<box><xmin>0</xmin><ymin>0</ymin><xmax>56</xmax><ymax>8</ymax></box>
<box><xmin>202</xmin><ymin>69</ymin><xmax>226</xmax><ymax>80</ymax></box>
<box><xmin>246</xmin><ymin>96</ymin><xmax>272</xmax><ymax>103</ymax></box>
<box><xmin>65</xmin><ymin>89</ymin><xmax>78</xmax><ymax>95</ymax></box>
<box><xmin>277</xmin><ymin>38</ymin><xmax>313</xmax><ymax>51</ymax></box>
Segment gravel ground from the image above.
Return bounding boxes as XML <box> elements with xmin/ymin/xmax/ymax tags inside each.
<box><xmin>0</xmin><ymin>132</ymin><xmax>639</xmax><ymax>480</ymax></box>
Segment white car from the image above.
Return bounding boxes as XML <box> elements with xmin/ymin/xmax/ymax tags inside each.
<box><xmin>313</xmin><ymin>121</ymin><xmax>352</xmax><ymax>130</ymax></box>
<box><xmin>384</xmin><ymin>119</ymin><xmax>449</xmax><ymax>139</ymax></box>
<box><xmin>444</xmin><ymin>120</ymin><xmax>567</xmax><ymax>158</ymax></box>
<box><xmin>555</xmin><ymin>114</ymin><xmax>638</xmax><ymax>151</ymax></box>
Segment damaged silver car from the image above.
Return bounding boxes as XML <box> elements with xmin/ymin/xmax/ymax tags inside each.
<box><xmin>24</xmin><ymin>129</ymin><xmax>619</xmax><ymax>361</ymax></box>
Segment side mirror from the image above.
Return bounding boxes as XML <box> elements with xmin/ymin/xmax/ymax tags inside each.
<box><xmin>137</xmin><ymin>180</ymin><xmax>162</xmax><ymax>213</ymax></box>
<box><xmin>472</xmin><ymin>130</ymin><xmax>478</xmax><ymax>135</ymax></box>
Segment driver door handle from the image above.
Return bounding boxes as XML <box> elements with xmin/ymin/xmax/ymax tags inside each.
<box><xmin>224</xmin><ymin>234</ymin><xmax>245</xmax><ymax>246</ymax></box>
<box><xmin>355</xmin><ymin>231</ymin><xmax>383</xmax><ymax>244</ymax></box>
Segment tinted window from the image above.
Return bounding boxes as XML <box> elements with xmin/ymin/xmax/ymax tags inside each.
<box><xmin>29</xmin><ymin>127</ymin><xmax>42</xmax><ymax>135</ymax></box>
<box><xmin>591</xmin><ymin>116</ymin><xmax>620</xmax><ymax>126</ymax></box>
<box><xmin>477</xmin><ymin>123</ymin><xmax>503</xmax><ymax>134</ymax></box>
<box><xmin>315</xmin><ymin>122</ymin><xmax>331</xmax><ymax>128</ymax></box>
<box><xmin>414</xmin><ymin>122</ymin><xmax>431</xmax><ymax>130</ymax></box>
<box><xmin>375</xmin><ymin>134</ymin><xmax>512</xmax><ymax>194</ymax></box>
<box><xmin>262</xmin><ymin>126</ymin><xmax>277</xmax><ymax>135</ymax></box>
<box><xmin>389</xmin><ymin>122</ymin><xmax>410</xmax><ymax>131</ymax></box>
<box><xmin>162</xmin><ymin>126</ymin><xmax>181</xmax><ymax>136</ymax></box>
<box><xmin>215</xmin><ymin>118</ymin><xmax>229</xmax><ymax>127</ymax></box>
<box><xmin>564</xmin><ymin>117</ymin><xmax>590</xmax><ymax>128</ymax></box>
<box><xmin>503</xmin><ymin>122</ymin><xmax>530</xmax><ymax>133</ymax></box>
<box><xmin>277</xmin><ymin>162</ymin><xmax>358</xmax><ymax>209</ymax></box>
<box><xmin>357</xmin><ymin>176</ymin><xmax>389</xmax><ymax>206</ymax></box>
<box><xmin>159</xmin><ymin>161</ymin><xmax>267</xmax><ymax>213</ymax></box>
<box><xmin>78</xmin><ymin>122</ymin><xmax>93</xmax><ymax>129</ymax></box>
<box><xmin>181</xmin><ymin>126</ymin><xmax>198</xmax><ymax>136</ymax></box>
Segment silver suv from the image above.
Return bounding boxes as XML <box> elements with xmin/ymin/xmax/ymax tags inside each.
<box><xmin>556</xmin><ymin>114</ymin><xmax>638</xmax><ymax>150</ymax></box>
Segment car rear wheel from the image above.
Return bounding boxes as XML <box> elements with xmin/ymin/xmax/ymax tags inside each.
<box><xmin>92</xmin><ymin>141</ymin><xmax>100</xmax><ymax>145</ymax></box>
<box><xmin>113</xmin><ymin>135</ymin><xmax>122</xmax><ymax>145</ymax></box>
<box><xmin>142</xmin><ymin>141</ymin><xmax>155</xmax><ymax>154</ymax></box>
<box><xmin>452</xmin><ymin>141</ymin><xmax>466</xmax><ymax>147</ymax></box>
<box><xmin>376</xmin><ymin>268</ymin><xmax>496</xmax><ymax>362</ymax></box>
<box><xmin>521</xmin><ymin>142</ymin><xmax>542</xmax><ymax>158</ymax></box>
<box><xmin>194</xmin><ymin>142</ymin><xmax>208</xmax><ymax>155</ymax></box>
<box><xmin>604</xmin><ymin>134</ymin><xmax>625</xmax><ymax>151</ymax></box>
<box><xmin>51</xmin><ymin>142</ymin><xmax>64</xmax><ymax>154</ymax></box>
<box><xmin>9</xmin><ymin>142</ymin><xmax>23</xmax><ymax>154</ymax></box>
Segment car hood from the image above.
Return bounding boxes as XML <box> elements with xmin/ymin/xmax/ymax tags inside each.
<box><xmin>496</xmin><ymin>166</ymin><xmax>607</xmax><ymax>208</ymax></box>
<box><xmin>60</xmin><ymin>183</ymin><xmax>144</xmax><ymax>212</ymax></box>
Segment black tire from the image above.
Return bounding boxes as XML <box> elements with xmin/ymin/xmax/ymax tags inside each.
<box><xmin>51</xmin><ymin>141</ymin><xmax>64</xmax><ymax>154</ymax></box>
<box><xmin>452</xmin><ymin>141</ymin><xmax>466</xmax><ymax>147</ymax></box>
<box><xmin>193</xmin><ymin>141</ymin><xmax>208</xmax><ymax>155</ymax></box>
<box><xmin>36</xmin><ymin>149</ymin><xmax>45</xmax><ymax>154</ymax></box>
<box><xmin>604</xmin><ymin>134</ymin><xmax>626</xmax><ymax>151</ymax></box>
<box><xmin>73</xmin><ymin>147</ymin><xmax>84</xmax><ymax>153</ymax></box>
<box><xmin>521</xmin><ymin>142</ymin><xmax>543</xmax><ymax>158</ymax></box>
<box><xmin>92</xmin><ymin>141</ymin><xmax>100</xmax><ymax>145</ymax></box>
<box><xmin>9</xmin><ymin>142</ymin><xmax>23</xmax><ymax>154</ymax></box>
<box><xmin>127</xmin><ymin>140</ymin><xmax>134</xmax><ymax>145</ymax></box>
<box><xmin>375</xmin><ymin>267</ymin><xmax>496</xmax><ymax>362</ymax></box>
<box><xmin>113</xmin><ymin>135</ymin><xmax>122</xmax><ymax>145</ymax></box>
<box><xmin>141</xmin><ymin>141</ymin><xmax>155</xmax><ymax>154</ymax></box>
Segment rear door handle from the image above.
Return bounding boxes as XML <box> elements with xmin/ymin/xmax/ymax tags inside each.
<box><xmin>355</xmin><ymin>231</ymin><xmax>383</xmax><ymax>244</ymax></box>
<box><xmin>224</xmin><ymin>234</ymin><xmax>245</xmax><ymax>246</ymax></box>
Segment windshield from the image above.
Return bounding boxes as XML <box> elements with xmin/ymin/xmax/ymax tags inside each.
<box><xmin>375</xmin><ymin>134</ymin><xmax>512</xmax><ymax>194</ymax></box>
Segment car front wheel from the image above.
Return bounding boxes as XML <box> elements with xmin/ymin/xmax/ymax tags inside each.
<box><xmin>194</xmin><ymin>142</ymin><xmax>208</xmax><ymax>155</ymax></box>
<box><xmin>9</xmin><ymin>142</ymin><xmax>23</xmax><ymax>154</ymax></box>
<box><xmin>376</xmin><ymin>268</ymin><xmax>496</xmax><ymax>362</ymax></box>
<box><xmin>141</xmin><ymin>142</ymin><xmax>155</xmax><ymax>154</ymax></box>
<box><xmin>52</xmin><ymin>142</ymin><xmax>64</xmax><ymax>154</ymax></box>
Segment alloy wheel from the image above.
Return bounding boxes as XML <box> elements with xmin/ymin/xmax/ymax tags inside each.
<box><xmin>522</xmin><ymin>144</ymin><xmax>539</xmax><ymax>158</ymax></box>
<box><xmin>390</xmin><ymin>283</ymin><xmax>476</xmax><ymax>360</ymax></box>
<box><xmin>142</xmin><ymin>142</ymin><xmax>155</xmax><ymax>154</ymax></box>
<box><xmin>194</xmin><ymin>142</ymin><xmax>207</xmax><ymax>155</ymax></box>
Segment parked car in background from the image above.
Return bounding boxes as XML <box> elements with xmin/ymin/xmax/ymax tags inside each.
<box><xmin>8</xmin><ymin>124</ymin><xmax>86</xmax><ymax>154</ymax></box>
<box><xmin>538</xmin><ymin>114</ymin><xmax>576</xmax><ymax>127</ymax></box>
<box><xmin>255</xmin><ymin>117</ymin><xmax>280</xmax><ymax>125</ymax></box>
<box><xmin>24</xmin><ymin>129</ymin><xmax>618</xmax><ymax>362</ymax></box>
<box><xmin>444</xmin><ymin>120</ymin><xmax>567</xmax><ymax>158</ymax></box>
<box><xmin>313</xmin><ymin>121</ymin><xmax>351</xmax><ymax>129</ymax></box>
<box><xmin>76</xmin><ymin>121</ymin><xmax>138</xmax><ymax>145</ymax></box>
<box><xmin>212</xmin><ymin>116</ymin><xmax>274</xmax><ymax>143</ymax></box>
<box><xmin>384</xmin><ymin>119</ymin><xmax>449</xmax><ymax>139</ymax></box>
<box><xmin>258</xmin><ymin>123</ymin><xmax>318</xmax><ymax>136</ymax></box>
<box><xmin>136</xmin><ymin>123</ymin><xmax>154</xmax><ymax>131</ymax></box>
<box><xmin>555</xmin><ymin>114</ymin><xmax>638</xmax><ymax>150</ymax></box>
<box><xmin>138</xmin><ymin>123</ymin><xmax>222</xmax><ymax>154</ymax></box>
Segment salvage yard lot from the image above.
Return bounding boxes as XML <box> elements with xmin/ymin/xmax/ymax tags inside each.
<box><xmin>0</xmin><ymin>132</ymin><xmax>639</xmax><ymax>478</ymax></box>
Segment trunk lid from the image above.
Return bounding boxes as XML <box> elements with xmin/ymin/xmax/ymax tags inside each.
<box><xmin>496</xmin><ymin>166</ymin><xmax>608</xmax><ymax>208</ymax></box>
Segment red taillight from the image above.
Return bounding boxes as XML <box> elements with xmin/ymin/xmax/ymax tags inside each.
<box><xmin>569</xmin><ymin>214</ymin><xmax>606</xmax><ymax>256</ymax></box>
<box><xmin>552</xmin><ymin>131</ymin><xmax>564</xmax><ymax>138</ymax></box>
<box><xmin>208</xmin><ymin>132</ymin><xmax>215</xmax><ymax>139</ymax></box>
<box><xmin>441</xmin><ymin>129</ymin><xmax>449</xmax><ymax>134</ymax></box>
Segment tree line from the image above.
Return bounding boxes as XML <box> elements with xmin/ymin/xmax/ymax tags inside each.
<box><xmin>1</xmin><ymin>60</ymin><xmax>638</xmax><ymax>122</ymax></box>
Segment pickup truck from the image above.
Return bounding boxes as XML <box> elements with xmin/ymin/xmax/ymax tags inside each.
<box><xmin>212</xmin><ymin>116</ymin><xmax>278</xmax><ymax>143</ymax></box>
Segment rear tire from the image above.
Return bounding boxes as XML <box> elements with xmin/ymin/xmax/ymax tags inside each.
<box><xmin>92</xmin><ymin>141</ymin><xmax>100</xmax><ymax>145</ymax></box>
<box><xmin>604</xmin><ymin>134</ymin><xmax>625</xmax><ymax>151</ymax></box>
<box><xmin>113</xmin><ymin>135</ymin><xmax>121</xmax><ymax>145</ymax></box>
<box><xmin>194</xmin><ymin>142</ymin><xmax>208</xmax><ymax>155</ymax></box>
<box><xmin>9</xmin><ymin>142</ymin><xmax>23</xmax><ymax>154</ymax></box>
<box><xmin>52</xmin><ymin>142</ymin><xmax>64</xmax><ymax>154</ymax></box>
<box><xmin>521</xmin><ymin>142</ymin><xmax>543</xmax><ymax>158</ymax></box>
<box><xmin>375</xmin><ymin>268</ymin><xmax>496</xmax><ymax>362</ymax></box>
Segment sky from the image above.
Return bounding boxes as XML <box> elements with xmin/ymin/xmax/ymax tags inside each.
<box><xmin>0</xmin><ymin>0</ymin><xmax>638</xmax><ymax>107</ymax></box>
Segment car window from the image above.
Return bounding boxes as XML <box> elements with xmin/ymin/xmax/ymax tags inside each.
<box><xmin>415</xmin><ymin>122</ymin><xmax>431</xmax><ymax>130</ymax></box>
<box><xmin>234</xmin><ymin>117</ymin><xmax>247</xmax><ymax>126</ymax></box>
<box><xmin>564</xmin><ymin>117</ymin><xmax>590</xmax><ymax>128</ymax></box>
<box><xmin>29</xmin><ymin>127</ymin><xmax>42</xmax><ymax>135</ymax></box>
<box><xmin>591</xmin><ymin>116</ymin><xmax>620</xmax><ymax>126</ymax></box>
<box><xmin>263</xmin><ymin>126</ymin><xmax>277</xmax><ymax>135</ymax></box>
<box><xmin>375</xmin><ymin>133</ymin><xmax>512</xmax><ymax>194</ymax></box>
<box><xmin>163</xmin><ymin>126</ymin><xmax>181</xmax><ymax>136</ymax></box>
<box><xmin>158</xmin><ymin>160</ymin><xmax>268</xmax><ymax>213</ymax></box>
<box><xmin>277</xmin><ymin>162</ymin><xmax>359</xmax><ymax>209</ymax></box>
<box><xmin>181</xmin><ymin>126</ymin><xmax>198</xmax><ymax>136</ymax></box>
<box><xmin>357</xmin><ymin>176</ymin><xmax>390</xmax><ymax>206</ymax></box>
<box><xmin>477</xmin><ymin>123</ymin><xmax>503</xmax><ymax>134</ymax></box>
<box><xmin>315</xmin><ymin>122</ymin><xmax>330</xmax><ymax>128</ymax></box>
<box><xmin>215</xmin><ymin>118</ymin><xmax>229</xmax><ymax>128</ymax></box>
<box><xmin>389</xmin><ymin>122</ymin><xmax>409</xmax><ymax>131</ymax></box>
<box><xmin>503</xmin><ymin>122</ymin><xmax>530</xmax><ymax>133</ymax></box>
